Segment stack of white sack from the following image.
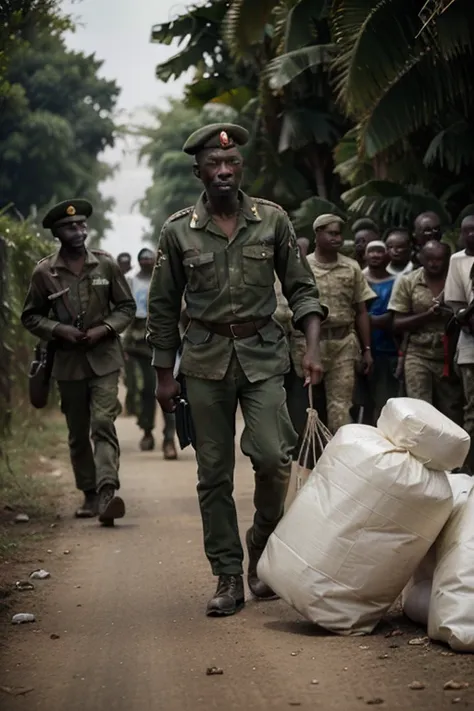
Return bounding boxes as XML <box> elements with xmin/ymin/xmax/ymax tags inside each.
<box><xmin>258</xmin><ymin>398</ymin><xmax>470</xmax><ymax>636</ymax></box>
<box><xmin>402</xmin><ymin>474</ymin><xmax>474</xmax><ymax>637</ymax></box>
<box><xmin>429</xmin><ymin>474</ymin><xmax>474</xmax><ymax>651</ymax></box>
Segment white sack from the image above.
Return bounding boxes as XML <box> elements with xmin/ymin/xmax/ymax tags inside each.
<box><xmin>428</xmin><ymin>474</ymin><xmax>474</xmax><ymax>651</ymax></box>
<box><xmin>401</xmin><ymin>546</ymin><xmax>436</xmax><ymax>626</ymax></box>
<box><xmin>258</xmin><ymin>424</ymin><xmax>453</xmax><ymax>635</ymax></box>
<box><xmin>377</xmin><ymin>397</ymin><xmax>470</xmax><ymax>472</ymax></box>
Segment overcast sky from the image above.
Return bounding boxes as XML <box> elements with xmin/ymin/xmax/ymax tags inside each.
<box><xmin>62</xmin><ymin>0</ymin><xmax>191</xmax><ymax>262</ymax></box>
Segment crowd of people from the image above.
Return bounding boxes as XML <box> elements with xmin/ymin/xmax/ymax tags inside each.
<box><xmin>277</xmin><ymin>210</ymin><xmax>474</xmax><ymax>473</ymax></box>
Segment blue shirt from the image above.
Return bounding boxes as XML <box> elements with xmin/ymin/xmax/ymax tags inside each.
<box><xmin>367</xmin><ymin>277</ymin><xmax>397</xmax><ymax>355</ymax></box>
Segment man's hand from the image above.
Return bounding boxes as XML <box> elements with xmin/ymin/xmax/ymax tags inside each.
<box><xmin>302</xmin><ymin>352</ymin><xmax>324</xmax><ymax>386</ymax></box>
<box><xmin>54</xmin><ymin>324</ymin><xmax>87</xmax><ymax>344</ymax></box>
<box><xmin>156</xmin><ymin>375</ymin><xmax>181</xmax><ymax>413</ymax></box>
<box><xmin>84</xmin><ymin>325</ymin><xmax>109</xmax><ymax>346</ymax></box>
<box><xmin>362</xmin><ymin>349</ymin><xmax>374</xmax><ymax>375</ymax></box>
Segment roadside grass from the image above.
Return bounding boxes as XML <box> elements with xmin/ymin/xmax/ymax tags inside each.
<box><xmin>0</xmin><ymin>412</ymin><xmax>68</xmax><ymax>561</ymax></box>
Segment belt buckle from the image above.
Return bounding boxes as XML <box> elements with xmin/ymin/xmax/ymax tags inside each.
<box><xmin>229</xmin><ymin>323</ymin><xmax>240</xmax><ymax>339</ymax></box>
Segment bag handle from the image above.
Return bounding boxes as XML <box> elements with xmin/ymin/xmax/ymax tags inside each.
<box><xmin>296</xmin><ymin>386</ymin><xmax>332</xmax><ymax>488</ymax></box>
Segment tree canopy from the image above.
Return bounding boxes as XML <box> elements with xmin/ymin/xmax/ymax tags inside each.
<box><xmin>146</xmin><ymin>0</ymin><xmax>474</xmax><ymax>233</ymax></box>
<box><xmin>0</xmin><ymin>0</ymin><xmax>120</xmax><ymax>240</ymax></box>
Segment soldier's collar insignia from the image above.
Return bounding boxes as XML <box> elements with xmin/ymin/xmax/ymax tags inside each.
<box><xmin>190</xmin><ymin>211</ymin><xmax>199</xmax><ymax>229</ymax></box>
<box><xmin>251</xmin><ymin>203</ymin><xmax>260</xmax><ymax>219</ymax></box>
<box><xmin>66</xmin><ymin>205</ymin><xmax>76</xmax><ymax>216</ymax></box>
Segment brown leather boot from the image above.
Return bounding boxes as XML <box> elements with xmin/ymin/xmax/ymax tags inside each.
<box><xmin>246</xmin><ymin>528</ymin><xmax>278</xmax><ymax>600</ymax></box>
<box><xmin>206</xmin><ymin>575</ymin><xmax>245</xmax><ymax>617</ymax></box>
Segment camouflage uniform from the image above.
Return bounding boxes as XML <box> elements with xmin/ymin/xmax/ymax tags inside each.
<box><xmin>389</xmin><ymin>268</ymin><xmax>463</xmax><ymax>425</ymax></box>
<box><xmin>290</xmin><ymin>253</ymin><xmax>375</xmax><ymax>434</ymax></box>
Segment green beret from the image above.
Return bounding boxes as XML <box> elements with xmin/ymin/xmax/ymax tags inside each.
<box><xmin>42</xmin><ymin>199</ymin><xmax>93</xmax><ymax>229</ymax></box>
<box><xmin>183</xmin><ymin>123</ymin><xmax>249</xmax><ymax>156</ymax></box>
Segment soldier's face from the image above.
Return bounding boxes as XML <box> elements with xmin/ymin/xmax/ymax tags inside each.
<box><xmin>55</xmin><ymin>220</ymin><xmax>87</xmax><ymax>250</ymax></box>
<box><xmin>197</xmin><ymin>147</ymin><xmax>243</xmax><ymax>198</ymax></box>
<box><xmin>316</xmin><ymin>223</ymin><xmax>343</xmax><ymax>252</ymax></box>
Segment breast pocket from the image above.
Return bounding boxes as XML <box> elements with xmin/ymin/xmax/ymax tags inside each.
<box><xmin>242</xmin><ymin>245</ymin><xmax>274</xmax><ymax>287</ymax></box>
<box><xmin>182</xmin><ymin>252</ymin><xmax>218</xmax><ymax>292</ymax></box>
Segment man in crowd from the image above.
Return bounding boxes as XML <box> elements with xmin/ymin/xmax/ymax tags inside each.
<box><xmin>385</xmin><ymin>228</ymin><xmax>414</xmax><ymax>277</ymax></box>
<box><xmin>146</xmin><ymin>123</ymin><xmax>326</xmax><ymax>617</ymax></box>
<box><xmin>353</xmin><ymin>219</ymin><xmax>380</xmax><ymax>269</ymax></box>
<box><xmin>297</xmin><ymin>214</ymin><xmax>375</xmax><ymax>434</ymax></box>
<box><xmin>124</xmin><ymin>248</ymin><xmax>177</xmax><ymax>458</ymax></box>
<box><xmin>359</xmin><ymin>241</ymin><xmax>399</xmax><ymax>423</ymax></box>
<box><xmin>22</xmin><ymin>200</ymin><xmax>135</xmax><ymax>523</ymax></box>
<box><xmin>445</xmin><ymin>214</ymin><xmax>474</xmax><ymax>471</ymax></box>
<box><xmin>413</xmin><ymin>211</ymin><xmax>442</xmax><ymax>266</ymax></box>
<box><xmin>117</xmin><ymin>252</ymin><xmax>132</xmax><ymax>276</ymax></box>
<box><xmin>117</xmin><ymin>252</ymin><xmax>138</xmax><ymax>416</ymax></box>
<box><xmin>389</xmin><ymin>240</ymin><xmax>463</xmax><ymax>425</ymax></box>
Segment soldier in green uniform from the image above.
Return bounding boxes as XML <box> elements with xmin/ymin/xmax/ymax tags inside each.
<box><xmin>21</xmin><ymin>200</ymin><xmax>136</xmax><ymax>524</ymax></box>
<box><xmin>146</xmin><ymin>123</ymin><xmax>326</xmax><ymax>617</ymax></box>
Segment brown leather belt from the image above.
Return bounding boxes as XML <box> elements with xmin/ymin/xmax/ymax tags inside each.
<box><xmin>196</xmin><ymin>317</ymin><xmax>271</xmax><ymax>339</ymax></box>
<box><xmin>320</xmin><ymin>326</ymin><xmax>352</xmax><ymax>340</ymax></box>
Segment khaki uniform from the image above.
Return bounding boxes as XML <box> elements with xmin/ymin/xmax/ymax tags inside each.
<box><xmin>289</xmin><ymin>253</ymin><xmax>375</xmax><ymax>434</ymax></box>
<box><xmin>389</xmin><ymin>268</ymin><xmax>463</xmax><ymax>425</ymax></box>
<box><xmin>146</xmin><ymin>191</ymin><xmax>326</xmax><ymax>575</ymax></box>
<box><xmin>21</xmin><ymin>248</ymin><xmax>135</xmax><ymax>492</ymax></box>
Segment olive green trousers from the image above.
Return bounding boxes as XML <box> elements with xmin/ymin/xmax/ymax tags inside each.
<box><xmin>58</xmin><ymin>371</ymin><xmax>121</xmax><ymax>493</ymax></box>
<box><xmin>186</xmin><ymin>356</ymin><xmax>297</xmax><ymax>576</ymax></box>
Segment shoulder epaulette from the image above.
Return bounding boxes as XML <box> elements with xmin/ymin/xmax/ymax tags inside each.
<box><xmin>164</xmin><ymin>206</ymin><xmax>194</xmax><ymax>227</ymax></box>
<box><xmin>253</xmin><ymin>197</ymin><xmax>286</xmax><ymax>213</ymax></box>
<box><xmin>36</xmin><ymin>253</ymin><xmax>55</xmax><ymax>267</ymax></box>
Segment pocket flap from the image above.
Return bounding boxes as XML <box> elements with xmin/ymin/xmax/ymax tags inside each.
<box><xmin>183</xmin><ymin>252</ymin><xmax>215</xmax><ymax>268</ymax></box>
<box><xmin>242</xmin><ymin>245</ymin><xmax>274</xmax><ymax>260</ymax></box>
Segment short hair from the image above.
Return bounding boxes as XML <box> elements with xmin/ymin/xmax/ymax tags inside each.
<box><xmin>383</xmin><ymin>227</ymin><xmax>411</xmax><ymax>243</ymax></box>
<box><xmin>352</xmin><ymin>217</ymin><xmax>379</xmax><ymax>234</ymax></box>
<box><xmin>137</xmin><ymin>247</ymin><xmax>155</xmax><ymax>261</ymax></box>
<box><xmin>117</xmin><ymin>252</ymin><xmax>131</xmax><ymax>262</ymax></box>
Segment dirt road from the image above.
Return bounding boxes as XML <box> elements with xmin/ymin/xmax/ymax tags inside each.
<box><xmin>1</xmin><ymin>413</ymin><xmax>473</xmax><ymax>710</ymax></box>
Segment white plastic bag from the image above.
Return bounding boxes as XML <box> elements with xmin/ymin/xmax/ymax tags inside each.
<box><xmin>377</xmin><ymin>397</ymin><xmax>470</xmax><ymax>471</ymax></box>
<box><xmin>258</xmin><ymin>424</ymin><xmax>453</xmax><ymax>635</ymax></box>
<box><xmin>428</xmin><ymin>474</ymin><xmax>474</xmax><ymax>651</ymax></box>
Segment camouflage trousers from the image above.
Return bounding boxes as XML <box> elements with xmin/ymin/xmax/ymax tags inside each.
<box><xmin>404</xmin><ymin>353</ymin><xmax>464</xmax><ymax>426</ymax></box>
<box><xmin>321</xmin><ymin>334</ymin><xmax>358</xmax><ymax>435</ymax></box>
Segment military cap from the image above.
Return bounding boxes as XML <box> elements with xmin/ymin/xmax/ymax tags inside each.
<box><xmin>182</xmin><ymin>123</ymin><xmax>249</xmax><ymax>156</ymax></box>
<box><xmin>42</xmin><ymin>199</ymin><xmax>93</xmax><ymax>229</ymax></box>
<box><xmin>313</xmin><ymin>213</ymin><xmax>345</xmax><ymax>231</ymax></box>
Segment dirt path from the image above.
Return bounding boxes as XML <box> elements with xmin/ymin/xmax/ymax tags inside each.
<box><xmin>1</xmin><ymin>413</ymin><xmax>473</xmax><ymax>710</ymax></box>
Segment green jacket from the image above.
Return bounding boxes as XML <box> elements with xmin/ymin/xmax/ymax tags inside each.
<box><xmin>146</xmin><ymin>191</ymin><xmax>326</xmax><ymax>382</ymax></box>
<box><xmin>21</xmin><ymin>248</ymin><xmax>136</xmax><ymax>381</ymax></box>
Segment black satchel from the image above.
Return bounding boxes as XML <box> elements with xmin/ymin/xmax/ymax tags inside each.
<box><xmin>174</xmin><ymin>371</ymin><xmax>196</xmax><ymax>450</ymax></box>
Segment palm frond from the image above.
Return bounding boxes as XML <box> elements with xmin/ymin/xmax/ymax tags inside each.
<box><xmin>278</xmin><ymin>107</ymin><xmax>340</xmax><ymax>152</ymax></box>
<box><xmin>266</xmin><ymin>44</ymin><xmax>336</xmax><ymax>91</ymax></box>
<box><xmin>223</xmin><ymin>0</ymin><xmax>281</xmax><ymax>57</ymax></box>
<box><xmin>424</xmin><ymin>119</ymin><xmax>474</xmax><ymax>173</ymax></box>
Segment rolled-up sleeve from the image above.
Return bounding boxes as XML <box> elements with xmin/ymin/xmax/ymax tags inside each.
<box><xmin>274</xmin><ymin>212</ymin><xmax>327</xmax><ymax>329</ymax></box>
<box><xmin>146</xmin><ymin>226</ymin><xmax>186</xmax><ymax>368</ymax></box>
